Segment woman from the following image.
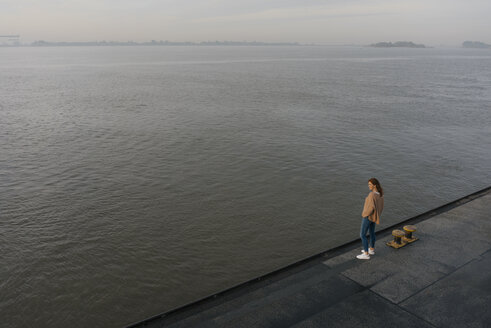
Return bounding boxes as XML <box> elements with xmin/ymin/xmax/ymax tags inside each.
<box><xmin>356</xmin><ymin>178</ymin><xmax>384</xmax><ymax>260</ymax></box>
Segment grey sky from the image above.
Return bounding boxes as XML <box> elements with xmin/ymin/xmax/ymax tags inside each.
<box><xmin>1</xmin><ymin>0</ymin><xmax>490</xmax><ymax>45</ymax></box>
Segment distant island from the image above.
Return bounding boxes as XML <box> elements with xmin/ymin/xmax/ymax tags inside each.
<box><xmin>462</xmin><ymin>41</ymin><xmax>491</xmax><ymax>49</ymax></box>
<box><xmin>369</xmin><ymin>41</ymin><xmax>425</xmax><ymax>48</ymax></box>
<box><xmin>26</xmin><ymin>40</ymin><xmax>300</xmax><ymax>47</ymax></box>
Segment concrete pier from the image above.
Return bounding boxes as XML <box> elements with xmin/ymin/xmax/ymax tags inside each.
<box><xmin>128</xmin><ymin>188</ymin><xmax>491</xmax><ymax>328</ymax></box>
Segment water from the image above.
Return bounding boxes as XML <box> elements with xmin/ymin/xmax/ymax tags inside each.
<box><xmin>1</xmin><ymin>46</ymin><xmax>490</xmax><ymax>327</ymax></box>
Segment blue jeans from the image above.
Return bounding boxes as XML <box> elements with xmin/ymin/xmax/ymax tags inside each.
<box><xmin>360</xmin><ymin>217</ymin><xmax>376</xmax><ymax>252</ymax></box>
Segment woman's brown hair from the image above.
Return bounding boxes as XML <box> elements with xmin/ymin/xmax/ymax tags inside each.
<box><xmin>369</xmin><ymin>178</ymin><xmax>384</xmax><ymax>197</ymax></box>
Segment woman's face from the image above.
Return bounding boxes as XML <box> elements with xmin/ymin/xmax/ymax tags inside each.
<box><xmin>368</xmin><ymin>181</ymin><xmax>375</xmax><ymax>191</ymax></box>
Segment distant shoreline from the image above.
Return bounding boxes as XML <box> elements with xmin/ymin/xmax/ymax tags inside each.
<box><xmin>2</xmin><ymin>40</ymin><xmax>489</xmax><ymax>48</ymax></box>
<box><xmin>462</xmin><ymin>41</ymin><xmax>491</xmax><ymax>49</ymax></box>
<box><xmin>369</xmin><ymin>41</ymin><xmax>426</xmax><ymax>48</ymax></box>
<box><xmin>1</xmin><ymin>40</ymin><xmax>303</xmax><ymax>47</ymax></box>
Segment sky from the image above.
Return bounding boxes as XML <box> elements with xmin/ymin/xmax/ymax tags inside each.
<box><xmin>1</xmin><ymin>0</ymin><xmax>490</xmax><ymax>45</ymax></box>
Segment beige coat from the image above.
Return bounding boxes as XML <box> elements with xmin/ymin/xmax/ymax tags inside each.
<box><xmin>362</xmin><ymin>191</ymin><xmax>384</xmax><ymax>224</ymax></box>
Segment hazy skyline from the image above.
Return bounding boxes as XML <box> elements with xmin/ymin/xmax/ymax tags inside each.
<box><xmin>1</xmin><ymin>0</ymin><xmax>490</xmax><ymax>45</ymax></box>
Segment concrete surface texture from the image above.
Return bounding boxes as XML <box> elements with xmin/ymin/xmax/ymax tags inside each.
<box><xmin>131</xmin><ymin>191</ymin><xmax>491</xmax><ymax>328</ymax></box>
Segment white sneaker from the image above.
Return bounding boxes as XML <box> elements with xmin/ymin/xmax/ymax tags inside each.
<box><xmin>356</xmin><ymin>253</ymin><xmax>370</xmax><ymax>260</ymax></box>
<box><xmin>362</xmin><ymin>249</ymin><xmax>375</xmax><ymax>255</ymax></box>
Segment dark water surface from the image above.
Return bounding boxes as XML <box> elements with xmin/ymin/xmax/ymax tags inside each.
<box><xmin>1</xmin><ymin>46</ymin><xmax>490</xmax><ymax>327</ymax></box>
